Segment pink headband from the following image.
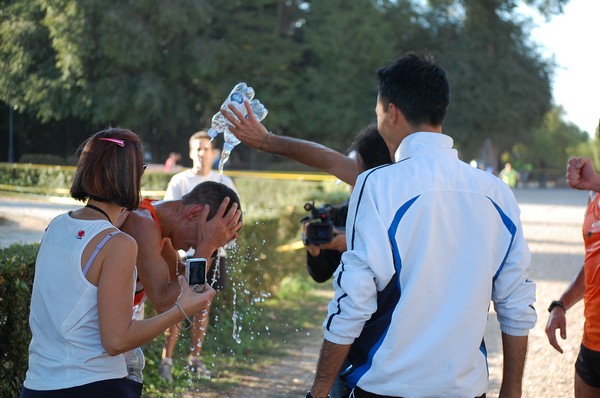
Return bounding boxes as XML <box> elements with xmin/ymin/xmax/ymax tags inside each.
<box><xmin>98</xmin><ymin>137</ymin><xmax>125</xmax><ymax>147</ymax></box>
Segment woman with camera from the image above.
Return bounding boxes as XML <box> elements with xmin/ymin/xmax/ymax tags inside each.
<box><xmin>20</xmin><ymin>128</ymin><xmax>216</xmax><ymax>398</ymax></box>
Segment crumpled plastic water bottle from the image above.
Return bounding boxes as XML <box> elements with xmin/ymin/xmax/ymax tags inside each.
<box><xmin>208</xmin><ymin>82</ymin><xmax>255</xmax><ymax>141</ymax></box>
<box><xmin>209</xmin><ymin>82</ymin><xmax>268</xmax><ymax>174</ymax></box>
<box><xmin>218</xmin><ymin>98</ymin><xmax>269</xmax><ymax>175</ymax></box>
<box><xmin>124</xmin><ymin>347</ymin><xmax>145</xmax><ymax>383</ymax></box>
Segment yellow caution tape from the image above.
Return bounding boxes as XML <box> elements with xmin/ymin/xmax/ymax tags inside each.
<box><xmin>275</xmin><ymin>240</ymin><xmax>305</xmax><ymax>252</ymax></box>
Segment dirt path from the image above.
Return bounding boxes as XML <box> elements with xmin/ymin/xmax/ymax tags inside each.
<box><xmin>0</xmin><ymin>189</ymin><xmax>590</xmax><ymax>397</ymax></box>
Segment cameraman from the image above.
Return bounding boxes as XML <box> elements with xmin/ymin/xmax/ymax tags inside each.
<box><xmin>304</xmin><ymin>203</ymin><xmax>348</xmax><ymax>282</ymax></box>
<box><xmin>302</xmin><ymin>125</ymin><xmax>392</xmax><ymax>283</ymax></box>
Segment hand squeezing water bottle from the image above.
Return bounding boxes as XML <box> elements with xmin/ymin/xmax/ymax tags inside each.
<box><xmin>208</xmin><ymin>82</ymin><xmax>268</xmax><ymax>174</ymax></box>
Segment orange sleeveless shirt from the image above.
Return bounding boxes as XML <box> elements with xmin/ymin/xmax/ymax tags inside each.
<box><xmin>132</xmin><ymin>199</ymin><xmax>164</xmax><ymax>307</ymax></box>
<box><xmin>582</xmin><ymin>193</ymin><xmax>600</xmax><ymax>351</ymax></box>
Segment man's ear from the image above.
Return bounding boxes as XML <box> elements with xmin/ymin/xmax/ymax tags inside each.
<box><xmin>187</xmin><ymin>204</ymin><xmax>205</xmax><ymax>220</ymax></box>
<box><xmin>388</xmin><ymin>102</ymin><xmax>401</xmax><ymax>125</ymax></box>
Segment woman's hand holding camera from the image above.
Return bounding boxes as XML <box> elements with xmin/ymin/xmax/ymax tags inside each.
<box><xmin>175</xmin><ymin>275</ymin><xmax>216</xmax><ymax>318</ymax></box>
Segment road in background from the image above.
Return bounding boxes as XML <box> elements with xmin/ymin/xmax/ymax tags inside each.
<box><xmin>0</xmin><ymin>196</ymin><xmax>78</xmax><ymax>247</ymax></box>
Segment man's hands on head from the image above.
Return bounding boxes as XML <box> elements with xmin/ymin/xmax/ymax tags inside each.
<box><xmin>566</xmin><ymin>157</ymin><xmax>600</xmax><ymax>191</ymax></box>
<box><xmin>194</xmin><ymin>197</ymin><xmax>243</xmax><ymax>259</ymax></box>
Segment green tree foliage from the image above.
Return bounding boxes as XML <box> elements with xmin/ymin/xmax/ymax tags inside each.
<box><xmin>415</xmin><ymin>0</ymin><xmax>555</xmax><ymax>167</ymax></box>
<box><xmin>0</xmin><ymin>1</ymin><xmax>63</xmax><ymax>119</ymax></box>
<box><xmin>510</xmin><ymin>106</ymin><xmax>588</xmax><ymax>174</ymax></box>
<box><xmin>288</xmin><ymin>0</ymin><xmax>398</xmax><ymax>149</ymax></box>
<box><xmin>0</xmin><ymin>0</ymin><xmax>220</xmax><ymax>157</ymax></box>
<box><xmin>188</xmin><ymin>0</ymin><xmax>308</xmax><ymax>167</ymax></box>
<box><xmin>0</xmin><ymin>0</ymin><xmax>576</xmax><ymax>169</ymax></box>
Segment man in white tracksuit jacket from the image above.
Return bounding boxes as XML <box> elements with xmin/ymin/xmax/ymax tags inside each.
<box><xmin>308</xmin><ymin>52</ymin><xmax>537</xmax><ymax>398</ymax></box>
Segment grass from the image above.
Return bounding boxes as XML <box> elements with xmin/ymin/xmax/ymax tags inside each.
<box><xmin>141</xmin><ymin>274</ymin><xmax>333</xmax><ymax>397</ymax></box>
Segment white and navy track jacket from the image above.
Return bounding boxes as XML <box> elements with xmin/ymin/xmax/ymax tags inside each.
<box><xmin>324</xmin><ymin>132</ymin><xmax>537</xmax><ymax>397</ymax></box>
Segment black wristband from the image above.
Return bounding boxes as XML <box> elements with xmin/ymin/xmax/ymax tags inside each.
<box><xmin>548</xmin><ymin>300</ymin><xmax>567</xmax><ymax>313</ymax></box>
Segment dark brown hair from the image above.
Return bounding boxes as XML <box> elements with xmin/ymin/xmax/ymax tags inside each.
<box><xmin>348</xmin><ymin>124</ymin><xmax>392</xmax><ymax>171</ymax></box>
<box><xmin>181</xmin><ymin>181</ymin><xmax>242</xmax><ymax>221</ymax></box>
<box><xmin>70</xmin><ymin>128</ymin><xmax>145</xmax><ymax>210</ymax></box>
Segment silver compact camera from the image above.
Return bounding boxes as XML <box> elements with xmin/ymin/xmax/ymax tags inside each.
<box><xmin>185</xmin><ymin>257</ymin><xmax>206</xmax><ymax>293</ymax></box>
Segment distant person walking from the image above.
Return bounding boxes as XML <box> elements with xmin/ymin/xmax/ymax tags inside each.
<box><xmin>499</xmin><ymin>162</ymin><xmax>519</xmax><ymax>188</ymax></box>
<box><xmin>164</xmin><ymin>152</ymin><xmax>181</xmax><ymax>173</ymax></box>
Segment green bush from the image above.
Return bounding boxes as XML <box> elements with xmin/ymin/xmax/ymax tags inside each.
<box><xmin>0</xmin><ymin>163</ymin><xmax>173</xmax><ymax>194</ymax></box>
<box><xmin>0</xmin><ymin>163</ymin><xmax>75</xmax><ymax>195</ymax></box>
<box><xmin>0</xmin><ymin>243</ymin><xmax>39</xmax><ymax>397</ymax></box>
<box><xmin>141</xmin><ymin>171</ymin><xmax>176</xmax><ymax>192</ymax></box>
<box><xmin>19</xmin><ymin>154</ymin><xmax>69</xmax><ymax>166</ymax></box>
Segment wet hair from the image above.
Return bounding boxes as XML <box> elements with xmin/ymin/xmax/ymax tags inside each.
<box><xmin>70</xmin><ymin>128</ymin><xmax>144</xmax><ymax>211</ymax></box>
<box><xmin>189</xmin><ymin>131</ymin><xmax>215</xmax><ymax>150</ymax></box>
<box><xmin>181</xmin><ymin>181</ymin><xmax>242</xmax><ymax>222</ymax></box>
<box><xmin>377</xmin><ymin>51</ymin><xmax>450</xmax><ymax>127</ymax></box>
<box><xmin>348</xmin><ymin>124</ymin><xmax>393</xmax><ymax>171</ymax></box>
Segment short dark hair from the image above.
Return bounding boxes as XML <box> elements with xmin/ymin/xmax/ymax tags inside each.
<box><xmin>377</xmin><ymin>51</ymin><xmax>450</xmax><ymax>126</ymax></box>
<box><xmin>181</xmin><ymin>181</ymin><xmax>242</xmax><ymax>221</ymax></box>
<box><xmin>348</xmin><ymin>124</ymin><xmax>392</xmax><ymax>171</ymax></box>
<box><xmin>70</xmin><ymin>128</ymin><xmax>144</xmax><ymax>211</ymax></box>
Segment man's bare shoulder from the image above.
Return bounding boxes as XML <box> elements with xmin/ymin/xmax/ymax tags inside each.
<box><xmin>120</xmin><ymin>208</ymin><xmax>162</xmax><ymax>242</ymax></box>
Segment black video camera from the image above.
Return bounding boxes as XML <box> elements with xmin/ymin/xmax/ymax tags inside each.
<box><xmin>300</xmin><ymin>202</ymin><xmax>347</xmax><ymax>245</ymax></box>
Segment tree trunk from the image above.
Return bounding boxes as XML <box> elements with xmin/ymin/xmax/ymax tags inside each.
<box><xmin>478</xmin><ymin>138</ymin><xmax>499</xmax><ymax>174</ymax></box>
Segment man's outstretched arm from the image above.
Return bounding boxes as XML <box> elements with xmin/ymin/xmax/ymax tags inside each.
<box><xmin>222</xmin><ymin>101</ymin><xmax>358</xmax><ymax>185</ymax></box>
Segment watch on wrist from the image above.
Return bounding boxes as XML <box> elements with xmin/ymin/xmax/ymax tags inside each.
<box><xmin>548</xmin><ymin>300</ymin><xmax>567</xmax><ymax>313</ymax></box>
<box><xmin>306</xmin><ymin>392</ymin><xmax>330</xmax><ymax>398</ymax></box>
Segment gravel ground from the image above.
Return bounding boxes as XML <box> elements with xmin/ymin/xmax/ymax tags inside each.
<box><xmin>489</xmin><ymin>188</ymin><xmax>588</xmax><ymax>397</ymax></box>
<box><xmin>0</xmin><ymin>188</ymin><xmax>591</xmax><ymax>397</ymax></box>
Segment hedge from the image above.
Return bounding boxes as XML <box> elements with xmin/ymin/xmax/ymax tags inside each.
<box><xmin>0</xmin><ymin>243</ymin><xmax>39</xmax><ymax>397</ymax></box>
<box><xmin>0</xmin><ymin>162</ymin><xmax>174</xmax><ymax>195</ymax></box>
